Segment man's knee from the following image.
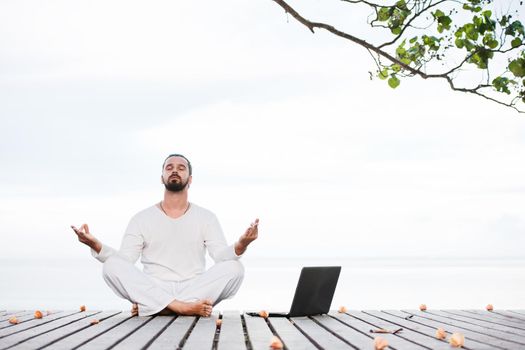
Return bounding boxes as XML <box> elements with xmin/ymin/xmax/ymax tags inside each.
<box><xmin>218</xmin><ymin>260</ymin><xmax>244</xmax><ymax>280</ymax></box>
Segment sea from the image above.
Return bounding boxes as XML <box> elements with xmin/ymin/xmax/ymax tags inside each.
<box><xmin>1</xmin><ymin>257</ymin><xmax>524</xmax><ymax>312</ymax></box>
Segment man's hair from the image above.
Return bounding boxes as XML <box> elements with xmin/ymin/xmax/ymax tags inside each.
<box><xmin>163</xmin><ymin>154</ymin><xmax>192</xmax><ymax>175</ymax></box>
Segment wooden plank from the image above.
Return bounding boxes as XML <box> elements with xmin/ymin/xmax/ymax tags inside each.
<box><xmin>442</xmin><ymin>310</ymin><xmax>525</xmax><ymax>332</ymax></box>
<box><xmin>243</xmin><ymin>314</ymin><xmax>274</xmax><ymax>350</ymax></box>
<box><xmin>217</xmin><ymin>311</ymin><xmax>245</xmax><ymax>350</ymax></box>
<box><xmin>0</xmin><ymin>311</ymin><xmax>32</xmax><ymax>323</ymax></box>
<box><xmin>268</xmin><ymin>317</ymin><xmax>312</xmax><ymax>350</ymax></box>
<box><xmin>291</xmin><ymin>316</ymin><xmax>352</xmax><ymax>349</ymax></box>
<box><xmin>311</xmin><ymin>314</ymin><xmax>375</xmax><ymax>349</ymax></box>
<box><xmin>368</xmin><ymin>310</ymin><xmax>494</xmax><ymax>350</ymax></box>
<box><xmin>357</xmin><ymin>310</ymin><xmax>453</xmax><ymax>350</ymax></box>
<box><xmin>9</xmin><ymin>311</ymin><xmax>122</xmax><ymax>350</ymax></box>
<box><xmin>76</xmin><ymin>316</ymin><xmax>153</xmax><ymax>349</ymax></box>
<box><xmin>0</xmin><ymin>310</ymin><xmax>32</xmax><ymax>329</ymax></box>
<box><xmin>112</xmin><ymin>315</ymin><xmax>174</xmax><ymax>350</ymax></box>
<box><xmin>421</xmin><ymin>310</ymin><xmax>525</xmax><ymax>341</ymax></box>
<box><xmin>494</xmin><ymin>311</ymin><xmax>525</xmax><ymax>322</ymax></box>
<box><xmin>183</xmin><ymin>315</ymin><xmax>218</xmax><ymax>349</ymax></box>
<box><xmin>504</xmin><ymin>311</ymin><xmax>525</xmax><ymax>319</ymax></box>
<box><xmin>509</xmin><ymin>310</ymin><xmax>525</xmax><ymax>316</ymax></box>
<box><xmin>463</xmin><ymin>310</ymin><xmax>525</xmax><ymax>324</ymax></box>
<box><xmin>0</xmin><ymin>311</ymin><xmax>67</xmax><ymax>330</ymax></box>
<box><xmin>394</xmin><ymin>310</ymin><xmax>519</xmax><ymax>349</ymax></box>
<box><xmin>335</xmin><ymin>311</ymin><xmax>430</xmax><ymax>350</ymax></box>
<box><xmin>0</xmin><ymin>310</ymin><xmax>101</xmax><ymax>349</ymax></box>
<box><xmin>147</xmin><ymin>316</ymin><xmax>195</xmax><ymax>350</ymax></box>
<box><xmin>43</xmin><ymin>313</ymin><xmax>132</xmax><ymax>350</ymax></box>
<box><xmin>0</xmin><ymin>311</ymin><xmax>74</xmax><ymax>337</ymax></box>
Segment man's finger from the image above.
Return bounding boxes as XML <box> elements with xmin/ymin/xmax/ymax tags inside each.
<box><xmin>81</xmin><ymin>223</ymin><xmax>90</xmax><ymax>234</ymax></box>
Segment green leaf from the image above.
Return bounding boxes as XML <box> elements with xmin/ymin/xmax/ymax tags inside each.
<box><xmin>509</xmin><ymin>59</ymin><xmax>525</xmax><ymax>77</ymax></box>
<box><xmin>377</xmin><ymin>7</ymin><xmax>390</xmax><ymax>22</ymax></box>
<box><xmin>388</xmin><ymin>76</ymin><xmax>401</xmax><ymax>89</ymax></box>
<box><xmin>378</xmin><ymin>69</ymin><xmax>389</xmax><ymax>80</ymax></box>
<box><xmin>400</xmin><ymin>58</ymin><xmax>411</xmax><ymax>65</ymax></box>
<box><xmin>511</xmin><ymin>38</ymin><xmax>522</xmax><ymax>48</ymax></box>
<box><xmin>455</xmin><ymin>38</ymin><xmax>465</xmax><ymax>48</ymax></box>
<box><xmin>391</xmin><ymin>27</ymin><xmax>402</xmax><ymax>35</ymax></box>
<box><xmin>433</xmin><ymin>9</ymin><xmax>445</xmax><ymax>18</ymax></box>
<box><xmin>395</xmin><ymin>0</ymin><xmax>407</xmax><ymax>9</ymax></box>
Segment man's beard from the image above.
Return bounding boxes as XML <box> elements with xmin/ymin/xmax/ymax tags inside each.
<box><xmin>163</xmin><ymin>177</ymin><xmax>188</xmax><ymax>192</ymax></box>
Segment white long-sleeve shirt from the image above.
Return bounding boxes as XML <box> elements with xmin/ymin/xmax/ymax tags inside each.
<box><xmin>92</xmin><ymin>203</ymin><xmax>240</xmax><ymax>281</ymax></box>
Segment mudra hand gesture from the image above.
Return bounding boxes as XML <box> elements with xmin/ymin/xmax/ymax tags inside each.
<box><xmin>235</xmin><ymin>218</ymin><xmax>259</xmax><ymax>255</ymax></box>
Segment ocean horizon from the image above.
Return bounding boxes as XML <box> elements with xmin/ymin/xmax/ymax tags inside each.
<box><xmin>1</xmin><ymin>256</ymin><xmax>524</xmax><ymax>312</ymax></box>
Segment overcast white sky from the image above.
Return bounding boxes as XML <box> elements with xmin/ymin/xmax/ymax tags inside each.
<box><xmin>1</xmin><ymin>0</ymin><xmax>525</xmax><ymax>261</ymax></box>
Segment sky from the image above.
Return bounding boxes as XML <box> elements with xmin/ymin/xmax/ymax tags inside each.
<box><xmin>1</xmin><ymin>0</ymin><xmax>525</xmax><ymax>263</ymax></box>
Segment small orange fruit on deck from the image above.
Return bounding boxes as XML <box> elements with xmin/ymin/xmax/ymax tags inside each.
<box><xmin>34</xmin><ymin>310</ymin><xmax>43</xmax><ymax>319</ymax></box>
<box><xmin>486</xmin><ymin>304</ymin><xmax>494</xmax><ymax>311</ymax></box>
<box><xmin>8</xmin><ymin>316</ymin><xmax>19</xmax><ymax>325</ymax></box>
<box><xmin>90</xmin><ymin>319</ymin><xmax>100</xmax><ymax>325</ymax></box>
<box><xmin>419</xmin><ymin>304</ymin><xmax>427</xmax><ymax>311</ymax></box>
<box><xmin>435</xmin><ymin>328</ymin><xmax>446</xmax><ymax>340</ymax></box>
<box><xmin>338</xmin><ymin>306</ymin><xmax>348</xmax><ymax>313</ymax></box>
<box><xmin>269</xmin><ymin>336</ymin><xmax>283</xmax><ymax>349</ymax></box>
<box><xmin>449</xmin><ymin>332</ymin><xmax>465</xmax><ymax>347</ymax></box>
<box><xmin>80</xmin><ymin>305</ymin><xmax>86</xmax><ymax>312</ymax></box>
<box><xmin>258</xmin><ymin>310</ymin><xmax>269</xmax><ymax>318</ymax></box>
<box><xmin>374</xmin><ymin>336</ymin><xmax>388</xmax><ymax>350</ymax></box>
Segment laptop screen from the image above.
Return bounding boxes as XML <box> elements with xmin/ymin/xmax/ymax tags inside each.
<box><xmin>288</xmin><ymin>266</ymin><xmax>341</xmax><ymax>317</ymax></box>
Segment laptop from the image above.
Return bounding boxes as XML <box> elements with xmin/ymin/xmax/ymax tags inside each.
<box><xmin>246</xmin><ymin>266</ymin><xmax>341</xmax><ymax>317</ymax></box>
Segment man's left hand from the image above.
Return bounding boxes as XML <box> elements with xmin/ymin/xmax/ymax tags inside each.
<box><xmin>235</xmin><ymin>218</ymin><xmax>259</xmax><ymax>255</ymax></box>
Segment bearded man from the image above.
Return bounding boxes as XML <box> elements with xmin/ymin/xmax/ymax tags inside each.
<box><xmin>72</xmin><ymin>154</ymin><xmax>258</xmax><ymax>316</ymax></box>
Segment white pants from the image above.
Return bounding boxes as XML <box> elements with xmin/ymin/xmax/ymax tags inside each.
<box><xmin>102</xmin><ymin>255</ymin><xmax>244</xmax><ymax>316</ymax></box>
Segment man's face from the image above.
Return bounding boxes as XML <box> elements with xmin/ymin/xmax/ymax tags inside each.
<box><xmin>162</xmin><ymin>156</ymin><xmax>192</xmax><ymax>192</ymax></box>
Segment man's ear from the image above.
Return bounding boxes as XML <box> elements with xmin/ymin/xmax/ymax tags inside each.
<box><xmin>187</xmin><ymin>175</ymin><xmax>193</xmax><ymax>188</ymax></box>
<box><xmin>160</xmin><ymin>175</ymin><xmax>164</xmax><ymax>184</ymax></box>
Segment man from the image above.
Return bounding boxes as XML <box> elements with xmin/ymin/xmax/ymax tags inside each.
<box><xmin>71</xmin><ymin>154</ymin><xmax>258</xmax><ymax>317</ymax></box>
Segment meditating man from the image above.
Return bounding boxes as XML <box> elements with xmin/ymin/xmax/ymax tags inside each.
<box><xmin>71</xmin><ymin>154</ymin><xmax>259</xmax><ymax>317</ymax></box>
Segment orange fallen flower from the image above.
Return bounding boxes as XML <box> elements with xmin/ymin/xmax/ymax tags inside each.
<box><xmin>34</xmin><ymin>310</ymin><xmax>43</xmax><ymax>319</ymax></box>
<box><xmin>449</xmin><ymin>332</ymin><xmax>465</xmax><ymax>347</ymax></box>
<box><xmin>90</xmin><ymin>319</ymin><xmax>99</xmax><ymax>325</ymax></box>
<box><xmin>259</xmin><ymin>310</ymin><xmax>269</xmax><ymax>318</ymax></box>
<box><xmin>374</xmin><ymin>336</ymin><xmax>388</xmax><ymax>350</ymax></box>
<box><xmin>419</xmin><ymin>304</ymin><xmax>427</xmax><ymax>311</ymax></box>
<box><xmin>80</xmin><ymin>305</ymin><xmax>86</xmax><ymax>312</ymax></box>
<box><xmin>269</xmin><ymin>336</ymin><xmax>283</xmax><ymax>349</ymax></box>
<box><xmin>8</xmin><ymin>316</ymin><xmax>19</xmax><ymax>325</ymax></box>
<box><xmin>338</xmin><ymin>306</ymin><xmax>348</xmax><ymax>313</ymax></box>
<box><xmin>486</xmin><ymin>304</ymin><xmax>494</xmax><ymax>311</ymax></box>
<box><xmin>435</xmin><ymin>328</ymin><xmax>446</xmax><ymax>340</ymax></box>
<box><xmin>216</xmin><ymin>318</ymin><xmax>222</xmax><ymax>327</ymax></box>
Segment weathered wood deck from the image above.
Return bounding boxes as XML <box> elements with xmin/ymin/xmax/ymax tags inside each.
<box><xmin>1</xmin><ymin>309</ymin><xmax>525</xmax><ymax>349</ymax></box>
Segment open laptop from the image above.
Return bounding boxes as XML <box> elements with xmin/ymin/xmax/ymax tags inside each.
<box><xmin>246</xmin><ymin>266</ymin><xmax>341</xmax><ymax>317</ymax></box>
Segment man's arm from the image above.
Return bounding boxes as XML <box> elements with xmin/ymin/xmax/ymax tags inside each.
<box><xmin>71</xmin><ymin>224</ymin><xmax>102</xmax><ymax>253</ymax></box>
<box><xmin>234</xmin><ymin>218</ymin><xmax>259</xmax><ymax>256</ymax></box>
<box><xmin>71</xmin><ymin>220</ymin><xmax>143</xmax><ymax>263</ymax></box>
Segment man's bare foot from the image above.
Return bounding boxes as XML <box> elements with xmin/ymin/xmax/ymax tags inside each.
<box><xmin>167</xmin><ymin>299</ymin><xmax>213</xmax><ymax>317</ymax></box>
<box><xmin>131</xmin><ymin>303</ymin><xmax>138</xmax><ymax>316</ymax></box>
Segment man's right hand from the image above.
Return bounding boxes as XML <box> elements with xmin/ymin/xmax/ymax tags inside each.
<box><xmin>71</xmin><ymin>223</ymin><xmax>102</xmax><ymax>253</ymax></box>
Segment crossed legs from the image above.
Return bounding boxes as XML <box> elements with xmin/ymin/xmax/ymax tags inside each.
<box><xmin>102</xmin><ymin>255</ymin><xmax>244</xmax><ymax>316</ymax></box>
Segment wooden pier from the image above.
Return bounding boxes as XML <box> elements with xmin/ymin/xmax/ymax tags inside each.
<box><xmin>1</xmin><ymin>309</ymin><xmax>525</xmax><ymax>349</ymax></box>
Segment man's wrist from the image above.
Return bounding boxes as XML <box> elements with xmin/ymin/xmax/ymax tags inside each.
<box><xmin>90</xmin><ymin>240</ymin><xmax>102</xmax><ymax>254</ymax></box>
<box><xmin>235</xmin><ymin>241</ymin><xmax>247</xmax><ymax>256</ymax></box>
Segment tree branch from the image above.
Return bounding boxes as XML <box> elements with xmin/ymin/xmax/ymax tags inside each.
<box><xmin>272</xmin><ymin>0</ymin><xmax>525</xmax><ymax>113</ymax></box>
